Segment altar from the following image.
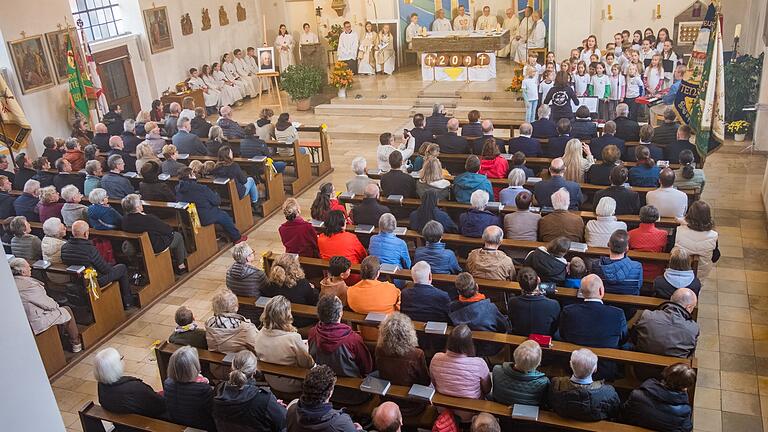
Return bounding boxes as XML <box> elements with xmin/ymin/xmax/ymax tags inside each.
<box><xmin>410</xmin><ymin>30</ymin><xmax>510</xmax><ymax>82</ymax></box>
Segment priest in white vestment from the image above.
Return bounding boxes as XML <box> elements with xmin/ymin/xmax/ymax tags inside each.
<box><xmin>497</xmin><ymin>8</ymin><xmax>520</xmax><ymax>58</ymax></box>
<box><xmin>453</xmin><ymin>6</ymin><xmax>473</xmax><ymax>31</ymax></box>
<box><xmin>515</xmin><ymin>11</ymin><xmax>546</xmax><ymax>64</ymax></box>
<box><xmin>337</xmin><ymin>21</ymin><xmax>359</xmax><ymax>73</ymax></box>
<box><xmin>475</xmin><ymin>6</ymin><xmax>499</xmax><ymax>31</ymax></box>
<box><xmin>432</xmin><ymin>9</ymin><xmax>452</xmax><ymax>31</ymax></box>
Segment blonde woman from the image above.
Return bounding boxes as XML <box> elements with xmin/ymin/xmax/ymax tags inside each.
<box><xmin>252</xmin><ymin>295</ymin><xmax>315</xmax><ymax>400</ymax></box>
<box><xmin>376</xmin><ymin>24</ymin><xmax>396</xmax><ymax>75</ymax></box>
<box><xmin>562</xmin><ymin>138</ymin><xmax>594</xmax><ymax>183</ymax></box>
<box><xmin>135</xmin><ymin>142</ymin><xmax>161</xmax><ymax>173</ymax></box>
<box><xmin>134</xmin><ymin>110</ymin><xmax>151</xmax><ymax>136</ymax></box>
<box><xmin>263</xmin><ymin>252</ymin><xmax>318</xmax><ymax>329</ymax></box>
<box><xmin>416</xmin><ymin>156</ymin><xmax>451</xmax><ymax>200</ymax></box>
<box><xmin>358</xmin><ymin>22</ymin><xmax>377</xmax><ymax>75</ymax></box>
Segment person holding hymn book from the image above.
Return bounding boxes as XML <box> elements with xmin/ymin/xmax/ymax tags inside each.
<box><xmin>523</xmin><ymin>236</ymin><xmax>570</xmax><ymax>285</ymax></box>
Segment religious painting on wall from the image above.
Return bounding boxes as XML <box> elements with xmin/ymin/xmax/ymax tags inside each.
<box><xmin>143</xmin><ymin>6</ymin><xmax>174</xmax><ymax>54</ymax></box>
<box><xmin>45</xmin><ymin>28</ymin><xmax>83</xmax><ymax>84</ymax></box>
<box><xmin>219</xmin><ymin>6</ymin><xmax>229</xmax><ymax>26</ymax></box>
<box><xmin>181</xmin><ymin>13</ymin><xmax>194</xmax><ymax>36</ymax></box>
<box><xmin>236</xmin><ymin>2</ymin><xmax>246</xmax><ymax>22</ymax></box>
<box><xmin>258</xmin><ymin>47</ymin><xmax>275</xmax><ymax>73</ymax></box>
<box><xmin>7</xmin><ymin>35</ymin><xmax>55</xmax><ymax>94</ymax></box>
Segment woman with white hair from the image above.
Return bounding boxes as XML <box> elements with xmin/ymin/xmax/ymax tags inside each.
<box><xmin>562</xmin><ymin>138</ymin><xmax>594</xmax><ymax>183</ymax></box>
<box><xmin>83</xmin><ymin>160</ymin><xmax>103</xmax><ymax>196</ymax></box>
<box><xmin>499</xmin><ymin>168</ymin><xmax>527</xmax><ymax>206</ymax></box>
<box><xmin>11</xmin><ymin>257</ymin><xmax>81</xmax><ymax>352</ymax></box>
<box><xmin>87</xmin><ymin>188</ymin><xmax>122</xmax><ymax>230</ymax></box>
<box><xmin>162</xmin><ymin>346</ymin><xmax>216</xmax><ymax>431</ymax></box>
<box><xmin>41</xmin><ymin>217</ymin><xmax>70</xmax><ymax>285</ymax></box>
<box><xmin>459</xmin><ymin>190</ymin><xmax>502</xmax><ymax>238</ymax></box>
<box><xmin>37</xmin><ymin>185</ymin><xmax>63</xmax><ymax>223</ymax></box>
<box><xmin>206</xmin><ymin>125</ymin><xmax>229</xmax><ymax>157</ymax></box>
<box><xmin>212</xmin><ymin>350</ymin><xmax>287</xmax><ymax>430</ymax></box>
<box><xmin>252</xmin><ymin>296</ymin><xmax>315</xmax><ymax>400</ymax></box>
<box><xmin>226</xmin><ymin>242</ymin><xmax>267</xmax><ymax>297</ymax></box>
<box><xmin>134</xmin><ymin>142</ymin><xmax>161</xmax><ymax>174</ymax></box>
<box><xmin>585</xmin><ymin>197</ymin><xmax>627</xmax><ymax>248</ymax></box>
<box><xmin>205</xmin><ymin>288</ymin><xmax>259</xmax><ymax>380</ymax></box>
<box><xmin>94</xmin><ymin>347</ymin><xmax>167</xmax><ymax>425</ymax></box>
<box><xmin>60</xmin><ymin>184</ymin><xmax>88</xmax><ymax>227</ymax></box>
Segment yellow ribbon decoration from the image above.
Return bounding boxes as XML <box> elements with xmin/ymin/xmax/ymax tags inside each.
<box><xmin>187</xmin><ymin>202</ymin><xmax>201</xmax><ymax>234</ymax></box>
<box><xmin>266</xmin><ymin>157</ymin><xmax>277</xmax><ymax>174</ymax></box>
<box><xmin>84</xmin><ymin>268</ymin><xmax>100</xmax><ymax>300</ymax></box>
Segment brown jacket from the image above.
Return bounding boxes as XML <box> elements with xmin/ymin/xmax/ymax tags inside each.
<box><xmin>320</xmin><ymin>276</ymin><xmax>349</xmax><ymax>306</ymax></box>
<box><xmin>376</xmin><ymin>346</ymin><xmax>431</xmax><ymax>416</ymax></box>
<box><xmin>538</xmin><ymin>210</ymin><xmax>585</xmax><ymax>242</ymax></box>
<box><xmin>466</xmin><ymin>248</ymin><xmax>516</xmax><ymax>281</ymax></box>
<box><xmin>205</xmin><ymin>313</ymin><xmax>259</xmax><ymax>379</ymax></box>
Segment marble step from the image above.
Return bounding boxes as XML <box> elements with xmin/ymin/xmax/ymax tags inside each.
<box><xmin>314</xmin><ymin>103</ymin><xmax>415</xmax><ymax>118</ymax></box>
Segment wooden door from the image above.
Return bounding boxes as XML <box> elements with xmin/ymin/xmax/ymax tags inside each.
<box><xmin>93</xmin><ymin>45</ymin><xmax>140</xmax><ymax>119</ymax></box>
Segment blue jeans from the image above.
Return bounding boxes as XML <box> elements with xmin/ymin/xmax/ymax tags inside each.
<box><xmin>525</xmin><ymin>99</ymin><xmax>538</xmax><ymax>123</ymax></box>
<box><xmin>273</xmin><ymin>161</ymin><xmax>286</xmax><ymax>173</ymax></box>
<box><xmin>244</xmin><ymin>177</ymin><xmax>259</xmax><ymax>203</ymax></box>
<box><xmin>210</xmin><ymin>210</ymin><xmax>241</xmax><ymax>241</ymax></box>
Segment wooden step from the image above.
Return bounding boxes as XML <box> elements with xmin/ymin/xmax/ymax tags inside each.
<box><xmin>314</xmin><ymin>103</ymin><xmax>414</xmax><ymax>117</ymax></box>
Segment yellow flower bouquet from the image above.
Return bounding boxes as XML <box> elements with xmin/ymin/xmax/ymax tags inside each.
<box><xmin>726</xmin><ymin>120</ymin><xmax>750</xmax><ymax>135</ymax></box>
<box><xmin>330</xmin><ymin>61</ymin><xmax>354</xmax><ymax>89</ymax></box>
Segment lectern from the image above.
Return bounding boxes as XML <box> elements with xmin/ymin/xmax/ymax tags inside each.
<box><xmin>300</xmin><ymin>43</ymin><xmax>327</xmax><ymax>83</ymax></box>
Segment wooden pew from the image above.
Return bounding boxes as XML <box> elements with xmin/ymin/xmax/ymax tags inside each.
<box><xmin>153</xmin><ymin>342</ymin><xmax>656</xmax><ymax>432</ymax></box>
<box><xmin>297</xmin><ymin>125</ymin><xmax>334</xmax><ymax>178</ymax></box>
<box><xmin>433</xmin><ymin>153</ymin><xmax>681</xmax><ymax>171</ymax></box>
<box><xmin>34</xmin><ymin>325</ymin><xmax>67</xmax><ymax>377</ymax></box>
<box><xmin>266</xmin><ymin>140</ymin><xmax>314</xmax><ymax>196</ymax></box>
<box><xmin>261</xmin><ymin>252</ymin><xmax>674</xmax><ymax>314</ymax></box>
<box><xmin>337</xmin><ymin>195</ymin><xmax>682</xmax><ymax>230</ymax></box>
<box><xmin>79</xmin><ymin>401</ymin><xmax>188</xmax><ymax>432</ymax></box>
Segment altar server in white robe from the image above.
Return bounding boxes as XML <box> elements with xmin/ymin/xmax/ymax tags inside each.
<box><xmin>202</xmin><ymin>64</ymin><xmax>242</xmax><ymax>106</ymax></box>
<box><xmin>275</xmin><ymin>24</ymin><xmax>296</xmax><ymax>72</ymax></box>
<box><xmin>222</xmin><ymin>53</ymin><xmax>255</xmax><ymax>97</ymax></box>
<box><xmin>515</xmin><ymin>11</ymin><xmax>546</xmax><ymax>64</ymax></box>
<box><xmin>188</xmin><ymin>68</ymin><xmax>220</xmax><ymax>109</ymax></box>
<box><xmin>358</xmin><ymin>22</ymin><xmax>377</xmax><ymax>75</ymax></box>
<box><xmin>246</xmin><ymin>47</ymin><xmax>270</xmax><ymax>92</ymax></box>
<box><xmin>432</xmin><ymin>9</ymin><xmax>452</xmax><ymax>32</ymax></box>
<box><xmin>497</xmin><ymin>8</ymin><xmax>520</xmax><ymax>58</ymax></box>
<box><xmin>475</xmin><ymin>6</ymin><xmax>499</xmax><ymax>31</ymax></box>
<box><xmin>233</xmin><ymin>49</ymin><xmax>262</xmax><ymax>95</ymax></box>
<box><xmin>453</xmin><ymin>5</ymin><xmax>473</xmax><ymax>31</ymax></box>
<box><xmin>405</xmin><ymin>13</ymin><xmax>420</xmax><ymax>49</ymax></box>
<box><xmin>337</xmin><ymin>21</ymin><xmax>359</xmax><ymax>73</ymax></box>
<box><xmin>375</xmin><ymin>24</ymin><xmax>396</xmax><ymax>75</ymax></box>
<box><xmin>300</xmin><ymin>23</ymin><xmax>319</xmax><ymax>45</ymax></box>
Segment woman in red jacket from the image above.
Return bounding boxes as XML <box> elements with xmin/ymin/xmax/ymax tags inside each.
<box><xmin>317</xmin><ymin>210</ymin><xmax>366</xmax><ymax>264</ymax></box>
<box><xmin>310</xmin><ymin>182</ymin><xmax>349</xmax><ymax>223</ymax></box>
<box><xmin>278</xmin><ymin>198</ymin><xmax>319</xmax><ymax>257</ymax></box>
<box><xmin>478</xmin><ymin>139</ymin><xmax>509</xmax><ymax>200</ymax></box>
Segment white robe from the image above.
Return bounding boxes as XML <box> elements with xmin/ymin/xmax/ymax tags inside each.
<box><xmin>222</xmin><ymin>61</ymin><xmax>255</xmax><ymax>97</ymax></box>
<box><xmin>234</xmin><ymin>57</ymin><xmax>261</xmax><ymax>95</ymax></box>
<box><xmin>246</xmin><ymin>55</ymin><xmax>269</xmax><ymax>91</ymax></box>
<box><xmin>204</xmin><ymin>73</ymin><xmax>242</xmax><ymax>106</ymax></box>
<box><xmin>475</xmin><ymin>15</ymin><xmax>498</xmax><ymax>31</ymax></box>
<box><xmin>405</xmin><ymin>22</ymin><xmax>420</xmax><ymax>49</ymax></box>
<box><xmin>300</xmin><ymin>31</ymin><xmax>319</xmax><ymax>45</ymax></box>
<box><xmin>275</xmin><ymin>34</ymin><xmax>296</xmax><ymax>71</ymax></box>
<box><xmin>453</xmin><ymin>14</ymin><xmax>473</xmax><ymax>31</ymax></box>
<box><xmin>376</xmin><ymin>33</ymin><xmax>395</xmax><ymax>75</ymax></box>
<box><xmin>337</xmin><ymin>31</ymin><xmax>359</xmax><ymax>61</ymax></box>
<box><xmin>358</xmin><ymin>32</ymin><xmax>377</xmax><ymax>75</ymax></box>
<box><xmin>188</xmin><ymin>76</ymin><xmax>220</xmax><ymax>107</ymax></box>
<box><xmin>498</xmin><ymin>16</ymin><xmax>520</xmax><ymax>57</ymax></box>
<box><xmin>432</xmin><ymin>18</ymin><xmax>452</xmax><ymax>32</ymax></box>
<box><xmin>515</xmin><ymin>20</ymin><xmax>546</xmax><ymax>63</ymax></box>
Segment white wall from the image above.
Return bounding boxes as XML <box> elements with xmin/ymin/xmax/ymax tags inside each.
<box><xmin>0</xmin><ymin>250</ymin><xmax>66</xmax><ymax>431</ymax></box>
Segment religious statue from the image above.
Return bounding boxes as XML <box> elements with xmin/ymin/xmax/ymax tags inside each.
<box><xmin>236</xmin><ymin>2</ymin><xmax>246</xmax><ymax>22</ymax></box>
<box><xmin>201</xmin><ymin>8</ymin><xmax>212</xmax><ymax>31</ymax></box>
<box><xmin>219</xmin><ymin>6</ymin><xmax>229</xmax><ymax>26</ymax></box>
<box><xmin>181</xmin><ymin>13</ymin><xmax>193</xmax><ymax>35</ymax></box>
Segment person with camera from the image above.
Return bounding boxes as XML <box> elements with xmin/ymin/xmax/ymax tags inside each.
<box><xmin>506</xmin><ymin>266</ymin><xmax>561</xmax><ymax>337</ymax></box>
<box><xmin>376</xmin><ymin>131</ymin><xmax>415</xmax><ymax>172</ymax></box>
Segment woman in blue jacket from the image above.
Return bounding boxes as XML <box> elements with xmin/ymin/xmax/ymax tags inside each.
<box><xmin>87</xmin><ymin>188</ymin><xmax>122</xmax><ymax>230</ymax></box>
<box><xmin>628</xmin><ymin>146</ymin><xmax>661</xmax><ymax>187</ymax></box>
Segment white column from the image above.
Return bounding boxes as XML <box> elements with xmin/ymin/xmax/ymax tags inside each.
<box><xmin>753</xmin><ymin>46</ymin><xmax>768</xmax><ymax>152</ymax></box>
<box><xmin>0</xmin><ymin>250</ymin><xmax>65</xmax><ymax>431</ymax></box>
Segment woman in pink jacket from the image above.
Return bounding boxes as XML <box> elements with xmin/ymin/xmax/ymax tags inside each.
<box><xmin>429</xmin><ymin>324</ymin><xmax>491</xmax><ymax>422</ymax></box>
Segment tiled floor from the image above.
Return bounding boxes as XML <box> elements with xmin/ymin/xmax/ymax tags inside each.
<box><xmin>51</xmin><ymin>69</ymin><xmax>768</xmax><ymax>432</ymax></box>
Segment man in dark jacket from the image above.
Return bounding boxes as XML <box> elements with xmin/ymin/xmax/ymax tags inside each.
<box><xmin>425</xmin><ymin>103</ymin><xmax>449</xmax><ymax>135</ymax></box>
<box><xmin>218</xmin><ymin>106</ymin><xmax>246</xmax><ymax>139</ymax></box>
<box><xmin>613</xmin><ymin>103</ymin><xmax>640</xmax><ymax>142</ymax></box>
<box><xmin>588</xmin><ymin>121</ymin><xmax>625</xmax><ymax>159</ymax></box>
<box><xmin>622</xmin><ymin>363</ymin><xmax>695</xmax><ymax>431</ymax></box>
<box><xmin>664</xmin><ymin>125</ymin><xmax>700</xmax><ymax>164</ymax></box>
<box><xmin>190</xmin><ymin>107</ymin><xmax>214</xmax><ymax>138</ymax></box>
<box><xmin>53</xmin><ymin>158</ymin><xmax>86</xmax><ymax>193</ymax></box>
<box><xmin>92</xmin><ymin>123</ymin><xmax>112</xmax><ymax>153</ymax></box>
<box><xmin>286</xmin><ymin>365</ymin><xmax>360</xmax><ymax>432</ymax></box>
<box><xmin>102</xmin><ymin>104</ymin><xmax>125</xmax><ymax>136</ymax></box>
<box><xmin>401</xmin><ymin>261</ymin><xmax>451</xmax><ymax>353</ymax></box>
<box><xmin>350</xmin><ymin>183</ymin><xmax>390</xmax><ymax>226</ymax></box>
<box><xmin>461</xmin><ymin>110</ymin><xmax>482</xmax><ymax>137</ymax></box>
<box><xmin>435</xmin><ymin>118</ymin><xmax>469</xmax><ymax>154</ymax></box>
<box><xmin>548</xmin><ymin>348</ymin><xmax>621</xmax><ymax>421</ymax></box>
<box><xmin>172</xmin><ymin>117</ymin><xmax>208</xmax><ymax>156</ymax></box>
<box><xmin>652</xmin><ymin>107</ymin><xmax>680</xmax><ymax>146</ymax></box>
<box><xmin>570</xmin><ymin>106</ymin><xmax>597</xmax><ymax>139</ymax></box>
<box><xmin>533</xmin><ymin>158</ymin><xmax>583</xmax><ymax>210</ymax></box>
<box><xmin>507</xmin><ymin>122</ymin><xmax>542</xmax><ymax>157</ymax></box>
<box><xmin>0</xmin><ymin>175</ymin><xmax>17</xmax><ymax>219</ymax></box>
<box><xmin>531</xmin><ymin>105</ymin><xmax>557</xmax><ymax>138</ymax></box>
<box><xmin>61</xmin><ymin>220</ymin><xmax>134</xmax><ymax>309</ymax></box>
<box><xmin>175</xmin><ymin>167</ymin><xmax>244</xmax><ymax>244</ymax></box>
<box><xmin>593</xmin><ymin>166</ymin><xmax>641</xmax><ymax>215</ymax></box>
<box><xmin>632</xmin><ymin>288</ymin><xmax>699</xmax><ymax>359</ymax></box>
<box><xmin>101</xmin><ymin>154</ymin><xmax>136</xmax><ymax>199</ymax></box>
<box><xmin>107</xmin><ymin>135</ymin><xmax>137</xmax><ymax>172</ymax></box>
<box><xmin>474</xmin><ymin>120</ymin><xmax>507</xmax><ymax>155</ymax></box>
<box><xmin>409</xmin><ymin>113</ymin><xmax>433</xmax><ymax>148</ymax></box>
<box><xmin>164</xmin><ymin>103</ymin><xmax>181</xmax><ymax>137</ymax></box>
<box><xmin>121</xmin><ymin>194</ymin><xmax>188</xmax><ymax>274</ymax></box>
<box><xmin>542</xmin><ymin>119</ymin><xmax>572</xmax><ymax>158</ymax></box>
<box><xmin>449</xmin><ymin>272</ymin><xmax>508</xmax><ymax>356</ymax></box>
<box><xmin>12</xmin><ymin>153</ymin><xmax>36</xmax><ymax>191</ymax></box>
<box><xmin>507</xmin><ymin>266</ymin><xmax>560</xmax><ymax>336</ymax></box>
<box><xmin>590</xmin><ymin>230</ymin><xmax>643</xmax><ymax>296</ymax></box>
<box><xmin>120</xmin><ymin>119</ymin><xmax>142</xmax><ymax>153</ymax></box>
<box><xmin>308</xmin><ymin>295</ymin><xmax>373</xmax><ymax>405</ymax></box>
<box><xmin>13</xmin><ymin>179</ymin><xmax>40</xmax><ymax>221</ymax></box>
<box><xmin>380</xmin><ymin>152</ymin><xmax>415</xmax><ymax>219</ymax></box>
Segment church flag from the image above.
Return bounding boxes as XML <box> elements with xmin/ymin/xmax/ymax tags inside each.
<box><xmin>673</xmin><ymin>2</ymin><xmax>725</xmax><ymax>160</ymax></box>
<box><xmin>66</xmin><ymin>33</ymin><xmax>90</xmax><ymax>124</ymax></box>
<box><xmin>0</xmin><ymin>72</ymin><xmax>31</xmax><ymax>154</ymax></box>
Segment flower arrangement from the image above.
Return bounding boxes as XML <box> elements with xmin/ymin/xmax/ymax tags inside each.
<box><xmin>726</xmin><ymin>120</ymin><xmax>750</xmax><ymax>135</ymax></box>
<box><xmin>330</xmin><ymin>61</ymin><xmax>353</xmax><ymax>89</ymax></box>
<box><xmin>505</xmin><ymin>74</ymin><xmax>523</xmax><ymax>92</ymax></box>
<box><xmin>325</xmin><ymin>24</ymin><xmax>343</xmax><ymax>51</ymax></box>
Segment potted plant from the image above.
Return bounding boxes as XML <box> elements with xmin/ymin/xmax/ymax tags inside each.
<box><xmin>727</xmin><ymin>120</ymin><xmax>750</xmax><ymax>142</ymax></box>
<box><xmin>325</xmin><ymin>24</ymin><xmax>343</xmax><ymax>51</ymax></box>
<box><xmin>330</xmin><ymin>61</ymin><xmax>353</xmax><ymax>98</ymax></box>
<box><xmin>280</xmin><ymin>64</ymin><xmax>323</xmax><ymax>111</ymax></box>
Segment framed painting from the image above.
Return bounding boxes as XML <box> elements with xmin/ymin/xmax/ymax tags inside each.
<box><xmin>7</xmin><ymin>35</ymin><xmax>55</xmax><ymax>94</ymax></box>
<box><xmin>257</xmin><ymin>47</ymin><xmax>276</xmax><ymax>73</ymax></box>
<box><xmin>143</xmin><ymin>6</ymin><xmax>174</xmax><ymax>54</ymax></box>
<box><xmin>45</xmin><ymin>28</ymin><xmax>83</xmax><ymax>84</ymax></box>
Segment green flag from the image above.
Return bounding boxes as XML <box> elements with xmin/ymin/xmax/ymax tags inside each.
<box><xmin>66</xmin><ymin>33</ymin><xmax>89</xmax><ymax>122</ymax></box>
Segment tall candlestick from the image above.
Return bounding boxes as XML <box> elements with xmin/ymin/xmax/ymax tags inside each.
<box><xmin>262</xmin><ymin>14</ymin><xmax>267</xmax><ymax>46</ymax></box>
<box><xmin>734</xmin><ymin>24</ymin><xmax>742</xmax><ymax>38</ymax></box>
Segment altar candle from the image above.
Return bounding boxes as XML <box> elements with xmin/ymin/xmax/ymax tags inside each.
<box><xmin>656</xmin><ymin>3</ymin><xmax>661</xmax><ymax>16</ymax></box>
<box><xmin>607</xmin><ymin>4</ymin><xmax>612</xmax><ymax>15</ymax></box>
<box><xmin>735</xmin><ymin>24</ymin><xmax>742</xmax><ymax>38</ymax></box>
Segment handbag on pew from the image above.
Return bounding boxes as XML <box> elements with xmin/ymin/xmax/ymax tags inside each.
<box><xmin>92</xmin><ymin>237</ymin><xmax>116</xmax><ymax>265</ymax></box>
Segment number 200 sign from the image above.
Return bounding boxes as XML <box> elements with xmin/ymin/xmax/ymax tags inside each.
<box><xmin>424</xmin><ymin>53</ymin><xmax>491</xmax><ymax>67</ymax></box>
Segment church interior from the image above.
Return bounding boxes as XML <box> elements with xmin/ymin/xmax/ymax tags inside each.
<box><xmin>2</xmin><ymin>0</ymin><xmax>768</xmax><ymax>431</ymax></box>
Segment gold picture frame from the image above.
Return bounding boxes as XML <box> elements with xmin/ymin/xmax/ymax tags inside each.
<box><xmin>7</xmin><ymin>35</ymin><xmax>55</xmax><ymax>94</ymax></box>
<box><xmin>45</xmin><ymin>28</ymin><xmax>83</xmax><ymax>84</ymax></box>
<box><xmin>143</xmin><ymin>6</ymin><xmax>174</xmax><ymax>54</ymax></box>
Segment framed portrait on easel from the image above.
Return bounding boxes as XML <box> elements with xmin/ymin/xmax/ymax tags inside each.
<box><xmin>257</xmin><ymin>47</ymin><xmax>276</xmax><ymax>73</ymax></box>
